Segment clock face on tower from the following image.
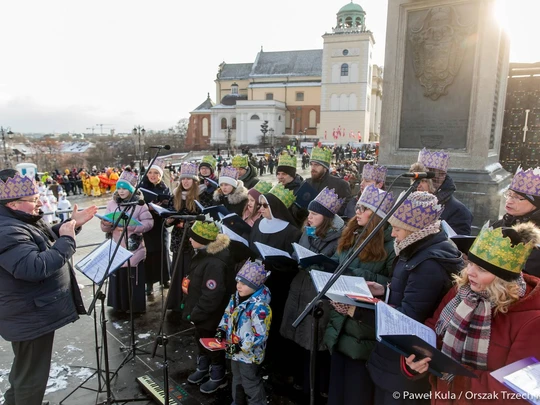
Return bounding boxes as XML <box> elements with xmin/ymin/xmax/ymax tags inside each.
<box><xmin>342</xmin><ymin>49</ymin><xmax>349</xmax><ymax>56</ymax></box>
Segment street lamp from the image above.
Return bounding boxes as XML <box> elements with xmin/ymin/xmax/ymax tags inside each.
<box><xmin>1</xmin><ymin>127</ymin><xmax>14</xmax><ymax>169</ymax></box>
<box><xmin>268</xmin><ymin>128</ymin><xmax>274</xmax><ymax>148</ymax></box>
<box><xmin>132</xmin><ymin>126</ymin><xmax>146</xmax><ymax>175</ymax></box>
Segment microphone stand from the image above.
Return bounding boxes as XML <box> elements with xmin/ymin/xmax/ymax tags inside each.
<box><xmin>293</xmin><ymin>178</ymin><xmax>422</xmax><ymax>405</ymax></box>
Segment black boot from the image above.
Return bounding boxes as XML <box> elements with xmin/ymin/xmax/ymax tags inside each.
<box><xmin>200</xmin><ymin>364</ymin><xmax>227</xmax><ymax>394</ymax></box>
<box><xmin>188</xmin><ymin>355</ymin><xmax>210</xmax><ymax>384</ymax></box>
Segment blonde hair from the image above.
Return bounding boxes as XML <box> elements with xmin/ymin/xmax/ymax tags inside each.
<box><xmin>453</xmin><ymin>266</ymin><xmax>521</xmax><ymax>315</ymax></box>
<box><xmin>409</xmin><ymin>162</ymin><xmax>436</xmax><ymax>193</ymax></box>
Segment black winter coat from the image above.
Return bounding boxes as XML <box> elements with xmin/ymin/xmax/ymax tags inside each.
<box><xmin>182</xmin><ymin>234</ymin><xmax>235</xmax><ymax>331</ymax></box>
<box><xmin>140</xmin><ymin>178</ymin><xmax>171</xmax><ymax>253</ymax></box>
<box><xmin>0</xmin><ymin>205</ymin><xmax>85</xmax><ymax>342</ymax></box>
<box><xmin>367</xmin><ymin>231</ymin><xmax>464</xmax><ymax>395</ymax></box>
<box><xmin>492</xmin><ymin>210</ymin><xmax>540</xmax><ymax>277</ymax></box>
<box><xmin>239</xmin><ymin>164</ymin><xmax>260</xmax><ymax>190</ymax></box>
<box><xmin>436</xmin><ymin>175</ymin><xmax>473</xmax><ymax>236</ymax></box>
<box><xmin>284</xmin><ymin>174</ymin><xmax>308</xmax><ymax>228</ymax></box>
<box><xmin>307</xmin><ymin>171</ymin><xmax>351</xmax><ymax>216</ymax></box>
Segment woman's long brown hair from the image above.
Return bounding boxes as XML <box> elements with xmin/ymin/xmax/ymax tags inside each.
<box><xmin>173</xmin><ymin>179</ymin><xmax>200</xmax><ymax>212</ymax></box>
<box><xmin>337</xmin><ymin>214</ymin><xmax>387</xmax><ymax>262</ymax></box>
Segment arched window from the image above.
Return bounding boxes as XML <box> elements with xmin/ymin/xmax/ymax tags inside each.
<box><xmin>345</xmin><ymin>17</ymin><xmax>353</xmax><ymax>27</ymax></box>
<box><xmin>341</xmin><ymin>63</ymin><xmax>349</xmax><ymax>77</ymax></box>
<box><xmin>250</xmin><ymin>115</ymin><xmax>260</xmax><ymax>120</ymax></box>
<box><xmin>221</xmin><ymin>118</ymin><xmax>227</xmax><ymax>129</ymax></box>
<box><xmin>309</xmin><ymin>109</ymin><xmax>317</xmax><ymax>128</ymax></box>
<box><xmin>285</xmin><ymin>111</ymin><xmax>291</xmax><ymax>128</ymax></box>
<box><xmin>232</xmin><ymin>118</ymin><xmax>237</xmax><ymax>129</ymax></box>
<box><xmin>202</xmin><ymin>118</ymin><xmax>209</xmax><ymax>137</ymax></box>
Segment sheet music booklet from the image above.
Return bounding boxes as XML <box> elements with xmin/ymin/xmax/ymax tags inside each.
<box><xmin>309</xmin><ymin>269</ymin><xmax>376</xmax><ymax>309</ymax></box>
<box><xmin>293</xmin><ymin>242</ymin><xmax>339</xmax><ymax>271</ymax></box>
<box><xmin>195</xmin><ymin>200</ymin><xmax>230</xmax><ymax>221</ymax></box>
<box><xmin>95</xmin><ymin>212</ymin><xmax>143</xmax><ymax>227</ymax></box>
<box><xmin>491</xmin><ymin>357</ymin><xmax>540</xmax><ymax>404</ymax></box>
<box><xmin>254</xmin><ymin>242</ymin><xmax>297</xmax><ymax>266</ymax></box>
<box><xmin>75</xmin><ymin>239</ymin><xmax>133</xmax><ymax>285</ymax></box>
<box><xmin>149</xmin><ymin>202</ymin><xmax>177</xmax><ymax>217</ymax></box>
<box><xmin>375</xmin><ymin>301</ymin><xmax>477</xmax><ymax>378</ymax></box>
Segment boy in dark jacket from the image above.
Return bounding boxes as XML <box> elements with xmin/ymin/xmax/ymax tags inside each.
<box><xmin>183</xmin><ymin>220</ymin><xmax>234</xmax><ymax>394</ymax></box>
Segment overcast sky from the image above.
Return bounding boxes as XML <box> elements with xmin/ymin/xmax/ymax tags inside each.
<box><xmin>0</xmin><ymin>0</ymin><xmax>536</xmax><ymax>134</ymax></box>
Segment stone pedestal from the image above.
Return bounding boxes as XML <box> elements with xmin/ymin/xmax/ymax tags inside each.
<box><xmin>379</xmin><ymin>0</ymin><xmax>511</xmax><ymax>227</ymax></box>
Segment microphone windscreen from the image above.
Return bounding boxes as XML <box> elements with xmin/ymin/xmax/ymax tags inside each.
<box><xmin>164</xmin><ymin>145</ymin><xmax>171</xmax><ymax>150</ymax></box>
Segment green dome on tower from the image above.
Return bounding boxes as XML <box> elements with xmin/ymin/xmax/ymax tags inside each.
<box><xmin>336</xmin><ymin>1</ymin><xmax>366</xmax><ymax>31</ymax></box>
<box><xmin>338</xmin><ymin>2</ymin><xmax>364</xmax><ymax>14</ymax></box>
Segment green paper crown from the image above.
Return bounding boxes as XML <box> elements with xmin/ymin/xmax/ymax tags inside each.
<box><xmin>191</xmin><ymin>221</ymin><xmax>219</xmax><ymax>242</ymax></box>
<box><xmin>469</xmin><ymin>224</ymin><xmax>534</xmax><ymax>276</ymax></box>
<box><xmin>201</xmin><ymin>155</ymin><xmax>217</xmax><ymax>170</ymax></box>
<box><xmin>278</xmin><ymin>154</ymin><xmax>297</xmax><ymax>168</ymax></box>
<box><xmin>310</xmin><ymin>147</ymin><xmax>333</xmax><ymax>166</ymax></box>
<box><xmin>232</xmin><ymin>155</ymin><xmax>249</xmax><ymax>168</ymax></box>
<box><xmin>253</xmin><ymin>180</ymin><xmax>273</xmax><ymax>194</ymax></box>
<box><xmin>268</xmin><ymin>183</ymin><xmax>296</xmax><ymax>209</ymax></box>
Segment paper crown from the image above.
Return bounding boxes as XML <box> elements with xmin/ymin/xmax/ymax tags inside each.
<box><xmin>418</xmin><ymin>148</ymin><xmax>450</xmax><ymax>172</ymax></box>
<box><xmin>220</xmin><ymin>166</ymin><xmax>239</xmax><ymax>181</ymax></box>
<box><xmin>362</xmin><ymin>163</ymin><xmax>387</xmax><ymax>184</ymax></box>
<box><xmin>248</xmin><ymin>180</ymin><xmax>273</xmax><ymax>200</ymax></box>
<box><xmin>277</xmin><ymin>154</ymin><xmax>297</xmax><ymax>168</ymax></box>
<box><xmin>468</xmin><ymin>223</ymin><xmax>535</xmax><ymax>281</ymax></box>
<box><xmin>179</xmin><ymin>162</ymin><xmax>199</xmax><ymax>180</ymax></box>
<box><xmin>358</xmin><ymin>185</ymin><xmax>394</xmax><ymax>219</ymax></box>
<box><xmin>236</xmin><ymin>260</ymin><xmax>268</xmax><ymax>290</ymax></box>
<box><xmin>388</xmin><ymin>191</ymin><xmax>443</xmax><ymax>232</ymax></box>
<box><xmin>308</xmin><ymin>187</ymin><xmax>344</xmax><ymax>217</ymax></box>
<box><xmin>310</xmin><ymin>147</ymin><xmax>333</xmax><ymax>168</ymax></box>
<box><xmin>267</xmin><ymin>183</ymin><xmax>296</xmax><ymax>209</ymax></box>
<box><xmin>0</xmin><ymin>172</ymin><xmax>39</xmax><ymax>201</ymax></box>
<box><xmin>149</xmin><ymin>158</ymin><xmax>166</xmax><ymax>175</ymax></box>
<box><xmin>510</xmin><ymin>166</ymin><xmax>540</xmax><ymax>198</ymax></box>
<box><xmin>200</xmin><ymin>155</ymin><xmax>217</xmax><ymax>170</ymax></box>
<box><xmin>190</xmin><ymin>220</ymin><xmax>219</xmax><ymax>244</ymax></box>
<box><xmin>118</xmin><ymin>170</ymin><xmax>138</xmax><ymax>186</ymax></box>
<box><xmin>232</xmin><ymin>155</ymin><xmax>249</xmax><ymax>168</ymax></box>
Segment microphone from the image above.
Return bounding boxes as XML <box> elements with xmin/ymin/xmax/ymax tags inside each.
<box><xmin>119</xmin><ymin>200</ymin><xmax>146</xmax><ymax>207</ymax></box>
<box><xmin>148</xmin><ymin>145</ymin><xmax>171</xmax><ymax>150</ymax></box>
<box><xmin>166</xmin><ymin>214</ymin><xmax>206</xmax><ymax>221</ymax></box>
<box><xmin>403</xmin><ymin>172</ymin><xmax>436</xmax><ymax>179</ymax></box>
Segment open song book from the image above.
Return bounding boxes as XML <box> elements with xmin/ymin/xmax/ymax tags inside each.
<box><xmin>491</xmin><ymin>357</ymin><xmax>540</xmax><ymax>405</ymax></box>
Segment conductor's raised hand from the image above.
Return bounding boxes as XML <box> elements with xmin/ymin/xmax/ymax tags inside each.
<box><xmin>59</xmin><ymin>220</ymin><xmax>77</xmax><ymax>239</ymax></box>
<box><xmin>71</xmin><ymin>204</ymin><xmax>98</xmax><ymax>227</ymax></box>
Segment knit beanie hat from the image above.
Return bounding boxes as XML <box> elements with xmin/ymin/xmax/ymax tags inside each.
<box><xmin>200</xmin><ymin>155</ymin><xmax>217</xmax><ymax>173</ymax></box>
<box><xmin>179</xmin><ymin>163</ymin><xmax>199</xmax><ymax>180</ymax></box>
<box><xmin>277</xmin><ymin>154</ymin><xmax>297</xmax><ymax>178</ymax></box>
<box><xmin>236</xmin><ymin>260</ymin><xmax>268</xmax><ymax>290</ymax></box>
<box><xmin>308</xmin><ymin>187</ymin><xmax>344</xmax><ymax>218</ymax></box>
<box><xmin>358</xmin><ymin>185</ymin><xmax>394</xmax><ymax>219</ymax></box>
<box><xmin>309</xmin><ymin>147</ymin><xmax>333</xmax><ymax>170</ymax></box>
<box><xmin>509</xmin><ymin>166</ymin><xmax>540</xmax><ymax>209</ymax></box>
<box><xmin>388</xmin><ymin>191</ymin><xmax>443</xmax><ymax>232</ymax></box>
<box><xmin>189</xmin><ymin>220</ymin><xmax>219</xmax><ymax>245</ymax></box>
<box><xmin>0</xmin><ymin>170</ymin><xmax>39</xmax><ymax>202</ymax></box>
<box><xmin>149</xmin><ymin>158</ymin><xmax>166</xmax><ymax>177</ymax></box>
<box><xmin>117</xmin><ymin>170</ymin><xmax>138</xmax><ymax>193</ymax></box>
<box><xmin>248</xmin><ymin>180</ymin><xmax>272</xmax><ymax>201</ymax></box>
<box><xmin>220</xmin><ymin>166</ymin><xmax>239</xmax><ymax>188</ymax></box>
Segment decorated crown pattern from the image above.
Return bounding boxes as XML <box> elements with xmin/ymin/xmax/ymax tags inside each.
<box><xmin>469</xmin><ymin>224</ymin><xmax>534</xmax><ymax>274</ymax></box>
<box><xmin>0</xmin><ymin>172</ymin><xmax>39</xmax><ymax>200</ymax></box>
<box><xmin>418</xmin><ymin>148</ymin><xmax>450</xmax><ymax>172</ymax></box>
<box><xmin>253</xmin><ymin>180</ymin><xmax>273</xmax><ymax>195</ymax></box>
<box><xmin>237</xmin><ymin>260</ymin><xmax>267</xmax><ymax>288</ymax></box>
<box><xmin>119</xmin><ymin>170</ymin><xmax>138</xmax><ymax>186</ymax></box>
<box><xmin>201</xmin><ymin>155</ymin><xmax>217</xmax><ymax>169</ymax></box>
<box><xmin>362</xmin><ymin>164</ymin><xmax>387</xmax><ymax>184</ymax></box>
<box><xmin>310</xmin><ymin>147</ymin><xmax>333</xmax><ymax>165</ymax></box>
<box><xmin>180</xmin><ymin>162</ymin><xmax>198</xmax><ymax>177</ymax></box>
<box><xmin>510</xmin><ymin>166</ymin><xmax>540</xmax><ymax>197</ymax></box>
<box><xmin>232</xmin><ymin>155</ymin><xmax>249</xmax><ymax>168</ymax></box>
<box><xmin>220</xmin><ymin>166</ymin><xmax>239</xmax><ymax>180</ymax></box>
<box><xmin>268</xmin><ymin>183</ymin><xmax>296</xmax><ymax>208</ymax></box>
<box><xmin>151</xmin><ymin>158</ymin><xmax>166</xmax><ymax>170</ymax></box>
<box><xmin>390</xmin><ymin>191</ymin><xmax>443</xmax><ymax>231</ymax></box>
<box><xmin>191</xmin><ymin>220</ymin><xmax>219</xmax><ymax>241</ymax></box>
<box><xmin>278</xmin><ymin>154</ymin><xmax>297</xmax><ymax>168</ymax></box>
<box><xmin>359</xmin><ymin>185</ymin><xmax>394</xmax><ymax>217</ymax></box>
<box><xmin>313</xmin><ymin>187</ymin><xmax>344</xmax><ymax>215</ymax></box>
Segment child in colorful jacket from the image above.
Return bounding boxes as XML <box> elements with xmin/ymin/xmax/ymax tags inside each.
<box><xmin>216</xmin><ymin>260</ymin><xmax>272</xmax><ymax>405</ymax></box>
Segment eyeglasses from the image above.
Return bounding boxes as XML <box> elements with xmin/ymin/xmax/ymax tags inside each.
<box><xmin>503</xmin><ymin>190</ymin><xmax>526</xmax><ymax>202</ymax></box>
<box><xmin>17</xmin><ymin>197</ymin><xmax>41</xmax><ymax>204</ymax></box>
<box><xmin>261</xmin><ymin>203</ymin><xmax>269</xmax><ymax>209</ymax></box>
<box><xmin>355</xmin><ymin>205</ymin><xmax>367</xmax><ymax>213</ymax></box>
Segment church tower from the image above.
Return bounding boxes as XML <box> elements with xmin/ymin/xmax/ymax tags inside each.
<box><xmin>319</xmin><ymin>2</ymin><xmax>374</xmax><ymax>143</ymax></box>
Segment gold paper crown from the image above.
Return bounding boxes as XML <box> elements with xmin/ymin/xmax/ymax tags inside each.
<box><xmin>253</xmin><ymin>180</ymin><xmax>273</xmax><ymax>195</ymax></box>
<box><xmin>267</xmin><ymin>183</ymin><xmax>296</xmax><ymax>209</ymax></box>
<box><xmin>201</xmin><ymin>155</ymin><xmax>217</xmax><ymax>170</ymax></box>
<box><xmin>468</xmin><ymin>224</ymin><xmax>534</xmax><ymax>280</ymax></box>
<box><xmin>278</xmin><ymin>154</ymin><xmax>297</xmax><ymax>168</ymax></box>
<box><xmin>191</xmin><ymin>221</ymin><xmax>219</xmax><ymax>242</ymax></box>
<box><xmin>310</xmin><ymin>147</ymin><xmax>333</xmax><ymax>167</ymax></box>
<box><xmin>232</xmin><ymin>155</ymin><xmax>249</xmax><ymax>168</ymax></box>
<box><xmin>0</xmin><ymin>172</ymin><xmax>39</xmax><ymax>201</ymax></box>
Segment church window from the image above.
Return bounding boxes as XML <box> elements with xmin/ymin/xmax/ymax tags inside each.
<box><xmin>232</xmin><ymin>118</ymin><xmax>237</xmax><ymax>129</ymax></box>
<box><xmin>309</xmin><ymin>110</ymin><xmax>316</xmax><ymax>128</ymax></box>
<box><xmin>345</xmin><ymin>17</ymin><xmax>353</xmax><ymax>28</ymax></box>
<box><xmin>266</xmin><ymin>93</ymin><xmax>274</xmax><ymax>100</ymax></box>
<box><xmin>341</xmin><ymin>63</ymin><xmax>349</xmax><ymax>77</ymax></box>
<box><xmin>221</xmin><ymin>118</ymin><xmax>227</xmax><ymax>129</ymax></box>
<box><xmin>342</xmin><ymin>49</ymin><xmax>349</xmax><ymax>56</ymax></box>
<box><xmin>202</xmin><ymin>118</ymin><xmax>209</xmax><ymax>137</ymax></box>
<box><xmin>251</xmin><ymin>115</ymin><xmax>260</xmax><ymax>120</ymax></box>
<box><xmin>296</xmin><ymin>92</ymin><xmax>304</xmax><ymax>101</ymax></box>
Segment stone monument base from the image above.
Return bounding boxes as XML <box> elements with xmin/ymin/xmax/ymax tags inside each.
<box><xmin>385</xmin><ymin>164</ymin><xmax>511</xmax><ymax>234</ymax></box>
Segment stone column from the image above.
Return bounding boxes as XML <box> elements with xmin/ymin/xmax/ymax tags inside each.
<box><xmin>379</xmin><ymin>0</ymin><xmax>511</xmax><ymax>228</ymax></box>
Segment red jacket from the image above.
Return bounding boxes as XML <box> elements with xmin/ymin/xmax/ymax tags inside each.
<box><xmin>423</xmin><ymin>274</ymin><xmax>540</xmax><ymax>404</ymax></box>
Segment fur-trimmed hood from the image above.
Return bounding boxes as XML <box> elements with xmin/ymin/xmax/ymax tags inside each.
<box><xmin>213</xmin><ymin>180</ymin><xmax>249</xmax><ymax>205</ymax></box>
<box><xmin>205</xmin><ymin>233</ymin><xmax>230</xmax><ymax>255</ymax></box>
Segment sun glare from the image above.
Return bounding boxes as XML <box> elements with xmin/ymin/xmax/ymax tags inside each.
<box><xmin>495</xmin><ymin>0</ymin><xmax>540</xmax><ymax>63</ymax></box>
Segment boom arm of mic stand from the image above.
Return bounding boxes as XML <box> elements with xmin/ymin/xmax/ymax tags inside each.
<box><xmin>87</xmin><ymin>204</ymin><xmax>139</xmax><ymax>316</ymax></box>
<box><xmin>131</xmin><ymin>147</ymin><xmax>165</xmax><ymax>200</ymax></box>
<box><xmin>292</xmin><ymin>180</ymin><xmax>421</xmax><ymax>328</ymax></box>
